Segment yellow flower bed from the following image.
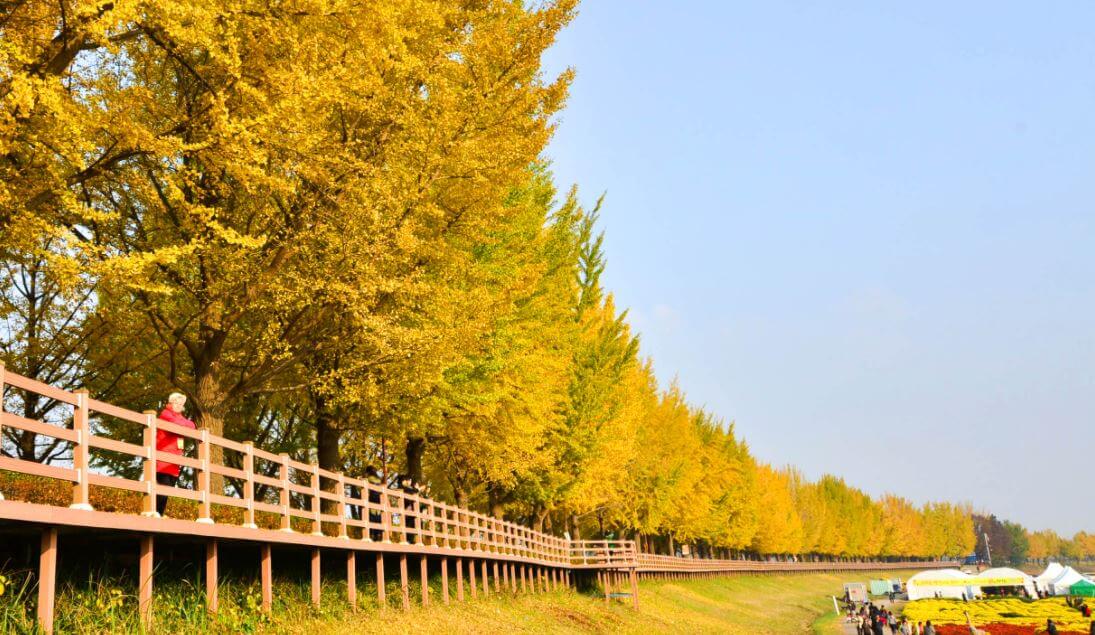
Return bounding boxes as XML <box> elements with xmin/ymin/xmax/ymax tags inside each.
<box><xmin>903</xmin><ymin>597</ymin><xmax>1091</xmax><ymax>632</ymax></box>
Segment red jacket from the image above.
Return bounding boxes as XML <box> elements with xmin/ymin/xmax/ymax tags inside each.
<box><xmin>156</xmin><ymin>408</ymin><xmax>196</xmax><ymax>477</ymax></box>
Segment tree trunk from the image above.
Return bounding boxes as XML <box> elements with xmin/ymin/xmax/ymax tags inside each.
<box><xmin>451</xmin><ymin>482</ymin><xmax>467</xmax><ymax>507</ymax></box>
<box><xmin>405</xmin><ymin>436</ymin><xmax>425</xmax><ymax>483</ymax></box>
<box><xmin>316</xmin><ymin>401</ymin><xmax>341</xmax><ymax>515</ymax></box>
<box><xmin>193</xmin><ymin>365</ymin><xmax>228</xmax><ymax>494</ymax></box>
<box><xmin>488</xmin><ymin>489</ymin><xmax>505</xmax><ymax>519</ymax></box>
<box><xmin>18</xmin><ymin>392</ymin><xmax>40</xmax><ymax>461</ymax></box>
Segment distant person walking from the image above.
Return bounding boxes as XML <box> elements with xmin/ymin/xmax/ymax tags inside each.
<box><xmin>155</xmin><ymin>392</ymin><xmax>196</xmax><ymax>517</ymax></box>
<box><xmin>923</xmin><ymin>621</ymin><xmax>936</xmax><ymax>635</ymax></box>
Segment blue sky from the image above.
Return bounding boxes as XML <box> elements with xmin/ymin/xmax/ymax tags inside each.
<box><xmin>542</xmin><ymin>2</ymin><xmax>1095</xmax><ymax>535</ymax></box>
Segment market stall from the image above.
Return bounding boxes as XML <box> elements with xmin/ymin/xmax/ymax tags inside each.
<box><xmin>1047</xmin><ymin>566</ymin><xmax>1086</xmax><ymax>596</ymax></box>
<box><xmin>1034</xmin><ymin>562</ymin><xmax>1065</xmax><ymax>594</ymax></box>
<box><xmin>1068</xmin><ymin>578</ymin><xmax>1095</xmax><ymax>598</ymax></box>
<box><xmin>907</xmin><ymin>569</ymin><xmax>981</xmax><ymax>601</ymax></box>
<box><xmin>973</xmin><ymin>567</ymin><xmax>1037</xmax><ymax>598</ymax></box>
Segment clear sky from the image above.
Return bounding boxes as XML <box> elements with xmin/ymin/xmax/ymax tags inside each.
<box><xmin>541</xmin><ymin>2</ymin><xmax>1095</xmax><ymax>536</ymax></box>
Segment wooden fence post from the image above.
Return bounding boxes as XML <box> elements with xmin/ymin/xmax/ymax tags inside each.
<box><xmin>261</xmin><ymin>544</ymin><xmax>273</xmax><ymax>612</ymax></box>
<box><xmin>381</xmin><ymin>486</ymin><xmax>393</xmax><ymax>543</ymax></box>
<box><xmin>141</xmin><ymin>411</ymin><xmax>158</xmax><ymax>516</ymax></box>
<box><xmin>206</xmin><ymin>540</ymin><xmax>219</xmax><ymax>613</ymax></box>
<box><xmin>441</xmin><ymin>556</ymin><xmax>449</xmax><ymax>604</ymax></box>
<box><xmin>37</xmin><ymin>528</ymin><xmax>57</xmax><ymax>635</ymax></box>
<box><xmin>456</xmin><ymin>557</ymin><xmax>465</xmax><ymax>602</ymax></box>
<box><xmin>242</xmin><ymin>441</ymin><xmax>257</xmax><ymax>528</ymax></box>
<box><xmin>278</xmin><ymin>454</ymin><xmax>292</xmax><ymax>532</ymax></box>
<box><xmin>481</xmin><ymin>560</ymin><xmax>489</xmax><ymax>597</ymax></box>
<box><xmin>399</xmin><ymin>554</ymin><xmax>410</xmax><ymax>610</ymax></box>
<box><xmin>337</xmin><ymin>473</ymin><xmax>348</xmax><ymax>539</ymax></box>
<box><xmin>139</xmin><ymin>535</ymin><xmax>154</xmax><ymax>629</ymax></box>
<box><xmin>413</xmin><ymin>493</ymin><xmax>424</xmax><ymax>545</ymax></box>
<box><xmin>420</xmin><ymin>555</ymin><xmax>429</xmax><ymax>607</ymax></box>
<box><xmin>70</xmin><ymin>389</ymin><xmax>92</xmax><ymax>510</ymax></box>
<box><xmin>469</xmin><ymin>558</ymin><xmax>478</xmax><ymax>599</ymax></box>
<box><xmin>347</xmin><ymin>550</ymin><xmax>357</xmax><ymax>611</ymax></box>
<box><xmin>311</xmin><ymin>548</ymin><xmax>321</xmax><ymax>606</ymax></box>
<box><xmin>376</xmin><ymin>553</ymin><xmax>386</xmax><ymax>609</ymax></box>
<box><xmin>196</xmin><ymin>429</ymin><xmax>213</xmax><ymax>523</ymax></box>
<box><xmin>310</xmin><ymin>464</ymin><xmax>322</xmax><ymax>536</ymax></box>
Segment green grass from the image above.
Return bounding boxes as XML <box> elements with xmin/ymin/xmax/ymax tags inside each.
<box><xmin>811</xmin><ymin>610</ymin><xmax>844</xmax><ymax>634</ymax></box>
<box><xmin>0</xmin><ymin>565</ymin><xmax>923</xmax><ymax>634</ymax></box>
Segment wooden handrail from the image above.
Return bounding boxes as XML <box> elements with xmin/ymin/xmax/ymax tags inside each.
<box><xmin>0</xmin><ymin>366</ymin><xmax>963</xmax><ymax>573</ymax></box>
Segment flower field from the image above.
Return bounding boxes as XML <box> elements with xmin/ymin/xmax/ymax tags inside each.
<box><xmin>933</xmin><ymin>625</ymin><xmax>1088</xmax><ymax>635</ymax></box>
<box><xmin>903</xmin><ymin>597</ymin><xmax>1093</xmax><ymax>634</ymax></box>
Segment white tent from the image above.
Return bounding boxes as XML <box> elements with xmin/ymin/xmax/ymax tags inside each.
<box><xmin>1048</xmin><ymin>567</ymin><xmax>1086</xmax><ymax>596</ymax></box>
<box><xmin>907</xmin><ymin>569</ymin><xmax>981</xmax><ymax>601</ymax></box>
<box><xmin>976</xmin><ymin>567</ymin><xmax>1037</xmax><ymax>597</ymax></box>
<box><xmin>1034</xmin><ymin>562</ymin><xmax>1065</xmax><ymax>593</ymax></box>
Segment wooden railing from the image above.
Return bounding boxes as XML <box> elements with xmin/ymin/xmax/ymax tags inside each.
<box><xmin>634</xmin><ymin>553</ymin><xmax>956</xmax><ymax>573</ymax></box>
<box><xmin>0</xmin><ymin>364</ymin><xmax>962</xmax><ymax>572</ymax></box>
<box><xmin>569</xmin><ymin>540</ymin><xmax>637</xmax><ymax>567</ymax></box>
<box><xmin>0</xmin><ymin>364</ymin><xmax>572</xmax><ymax>565</ymax></box>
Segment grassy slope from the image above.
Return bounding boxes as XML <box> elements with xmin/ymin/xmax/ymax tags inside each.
<box><xmin>286</xmin><ymin>569</ymin><xmax>918</xmax><ymax>635</ymax></box>
<box><xmin>0</xmin><ymin>564</ymin><xmax>918</xmax><ymax>634</ymax></box>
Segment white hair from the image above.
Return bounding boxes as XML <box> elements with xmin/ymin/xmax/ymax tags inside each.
<box><xmin>167</xmin><ymin>392</ymin><xmax>187</xmax><ymax>406</ymax></box>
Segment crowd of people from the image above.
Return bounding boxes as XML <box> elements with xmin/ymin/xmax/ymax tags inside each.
<box><xmin>845</xmin><ymin>600</ymin><xmax>934</xmax><ymax>635</ymax></box>
<box><xmin>843</xmin><ymin>596</ymin><xmax>1095</xmax><ymax>635</ymax></box>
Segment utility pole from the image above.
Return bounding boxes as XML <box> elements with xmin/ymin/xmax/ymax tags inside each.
<box><xmin>983</xmin><ymin>532</ymin><xmax>992</xmax><ymax>567</ymax></box>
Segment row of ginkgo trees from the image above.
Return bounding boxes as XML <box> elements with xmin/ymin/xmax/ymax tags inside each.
<box><xmin>1</xmin><ymin>0</ymin><xmax>992</xmax><ymax>561</ymax></box>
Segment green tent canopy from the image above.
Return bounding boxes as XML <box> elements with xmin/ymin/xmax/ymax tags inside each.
<box><xmin>1070</xmin><ymin>579</ymin><xmax>1095</xmax><ymax>597</ymax></box>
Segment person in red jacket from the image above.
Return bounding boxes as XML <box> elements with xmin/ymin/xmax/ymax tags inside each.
<box><xmin>156</xmin><ymin>392</ymin><xmax>196</xmax><ymax>517</ymax></box>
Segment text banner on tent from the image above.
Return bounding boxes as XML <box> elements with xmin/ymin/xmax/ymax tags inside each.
<box><xmin>910</xmin><ymin>577</ymin><xmax>1025</xmax><ymax>587</ymax></box>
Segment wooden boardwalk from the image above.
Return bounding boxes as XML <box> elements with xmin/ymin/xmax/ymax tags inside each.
<box><xmin>0</xmin><ymin>364</ymin><xmax>955</xmax><ymax>633</ymax></box>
